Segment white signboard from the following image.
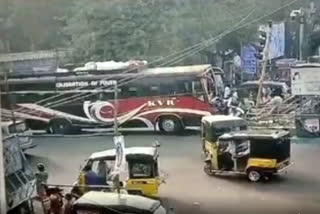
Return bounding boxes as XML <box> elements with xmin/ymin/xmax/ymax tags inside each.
<box><xmin>114</xmin><ymin>135</ymin><xmax>126</xmax><ymax>173</ymax></box>
<box><xmin>304</xmin><ymin>119</ymin><xmax>320</xmax><ymax>133</ymax></box>
<box><xmin>269</xmin><ymin>22</ymin><xmax>285</xmax><ymax>59</ymax></box>
<box><xmin>56</xmin><ymin>80</ymin><xmax>116</xmax><ymax>89</ymax></box>
<box><xmin>259</xmin><ymin>22</ymin><xmax>285</xmax><ymax>59</ymax></box>
<box><xmin>291</xmin><ymin>65</ymin><xmax>320</xmax><ymax>95</ymax></box>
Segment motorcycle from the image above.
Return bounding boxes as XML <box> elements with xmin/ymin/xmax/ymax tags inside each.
<box><xmin>211</xmin><ymin>96</ymin><xmax>245</xmax><ymax>117</ymax></box>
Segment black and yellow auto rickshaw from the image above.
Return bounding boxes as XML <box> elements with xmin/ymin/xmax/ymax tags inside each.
<box><xmin>201</xmin><ymin>115</ymin><xmax>247</xmax><ymax>154</ymax></box>
<box><xmin>76</xmin><ymin>146</ymin><xmax>164</xmax><ymax>198</ymax></box>
<box><xmin>203</xmin><ymin>129</ymin><xmax>293</xmax><ymax>182</ymax></box>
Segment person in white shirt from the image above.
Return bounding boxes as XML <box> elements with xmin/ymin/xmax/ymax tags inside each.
<box><xmin>224</xmin><ymin>85</ymin><xmax>231</xmax><ymax>99</ymax></box>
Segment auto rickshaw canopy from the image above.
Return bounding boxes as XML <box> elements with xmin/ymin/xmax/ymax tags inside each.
<box><xmin>218</xmin><ymin>129</ymin><xmax>290</xmax><ymax>141</ymax></box>
<box><xmin>73</xmin><ymin>191</ymin><xmax>163</xmax><ymax>213</ymax></box>
<box><xmin>89</xmin><ymin>147</ymin><xmax>159</xmax><ymax>161</ymax></box>
<box><xmin>201</xmin><ymin>115</ymin><xmax>247</xmax><ymax>142</ymax></box>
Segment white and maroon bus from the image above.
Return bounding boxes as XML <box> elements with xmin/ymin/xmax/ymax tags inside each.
<box><xmin>1</xmin><ymin>64</ymin><xmax>224</xmax><ymax>134</ymax></box>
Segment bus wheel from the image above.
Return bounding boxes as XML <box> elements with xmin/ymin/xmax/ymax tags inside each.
<box><xmin>48</xmin><ymin>118</ymin><xmax>72</xmax><ymax>135</ymax></box>
<box><xmin>247</xmin><ymin>168</ymin><xmax>261</xmax><ymax>182</ymax></box>
<box><xmin>159</xmin><ymin>116</ymin><xmax>183</xmax><ymax>134</ymax></box>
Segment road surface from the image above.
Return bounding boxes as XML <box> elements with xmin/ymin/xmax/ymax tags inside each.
<box><xmin>26</xmin><ymin>133</ymin><xmax>320</xmax><ymax>214</ymax></box>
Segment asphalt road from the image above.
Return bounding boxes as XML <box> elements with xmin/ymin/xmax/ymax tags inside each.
<box><xmin>26</xmin><ymin>133</ymin><xmax>320</xmax><ymax>214</ymax></box>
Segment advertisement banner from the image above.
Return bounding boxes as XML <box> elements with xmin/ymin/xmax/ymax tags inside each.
<box><xmin>259</xmin><ymin>22</ymin><xmax>285</xmax><ymax>59</ymax></box>
<box><xmin>291</xmin><ymin>65</ymin><xmax>320</xmax><ymax>95</ymax></box>
<box><xmin>241</xmin><ymin>45</ymin><xmax>257</xmax><ymax>74</ymax></box>
<box><xmin>114</xmin><ymin>135</ymin><xmax>126</xmax><ymax>173</ymax></box>
<box><xmin>269</xmin><ymin>22</ymin><xmax>285</xmax><ymax>59</ymax></box>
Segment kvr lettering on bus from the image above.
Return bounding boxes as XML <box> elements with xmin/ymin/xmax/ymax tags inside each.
<box><xmin>147</xmin><ymin>98</ymin><xmax>177</xmax><ymax>107</ymax></box>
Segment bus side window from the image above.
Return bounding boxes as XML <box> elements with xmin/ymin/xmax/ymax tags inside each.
<box><xmin>192</xmin><ymin>81</ymin><xmax>204</xmax><ymax>101</ymax></box>
<box><xmin>175</xmin><ymin>81</ymin><xmax>189</xmax><ymax>95</ymax></box>
<box><xmin>120</xmin><ymin>85</ymin><xmax>138</xmax><ymax>98</ymax></box>
<box><xmin>98</xmin><ymin>92</ymin><xmax>114</xmax><ymax>101</ymax></box>
<box><xmin>159</xmin><ymin>83</ymin><xmax>175</xmax><ymax>95</ymax></box>
<box><xmin>149</xmin><ymin>85</ymin><xmax>160</xmax><ymax>96</ymax></box>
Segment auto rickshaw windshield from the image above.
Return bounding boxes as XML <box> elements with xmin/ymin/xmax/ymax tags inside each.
<box><xmin>208</xmin><ymin>121</ymin><xmax>247</xmax><ymax>141</ymax></box>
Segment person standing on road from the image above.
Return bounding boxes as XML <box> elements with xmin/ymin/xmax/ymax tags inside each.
<box><xmin>233</xmin><ymin>52</ymin><xmax>242</xmax><ymax>86</ymax></box>
<box><xmin>63</xmin><ymin>193</ymin><xmax>73</xmax><ymax>214</ymax></box>
<box><xmin>83</xmin><ymin>165</ymin><xmax>100</xmax><ymax>190</ymax></box>
<box><xmin>224</xmin><ymin>85</ymin><xmax>231</xmax><ymax>99</ymax></box>
<box><xmin>97</xmin><ymin>160</ymin><xmax>108</xmax><ymax>185</ymax></box>
<box><xmin>267</xmin><ymin>88</ymin><xmax>283</xmax><ymax>114</ymax></box>
<box><xmin>35</xmin><ymin>163</ymin><xmax>49</xmax><ymax>198</ymax></box>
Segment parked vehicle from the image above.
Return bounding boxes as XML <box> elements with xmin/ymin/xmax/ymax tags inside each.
<box><xmin>202</xmin><ymin>129</ymin><xmax>293</xmax><ymax>182</ymax></box>
<box><xmin>73</xmin><ymin>191</ymin><xmax>168</xmax><ymax>214</ymax></box>
<box><xmin>1</xmin><ymin>120</ymin><xmax>36</xmax><ymax>151</ymax></box>
<box><xmin>3</xmin><ymin>128</ymin><xmax>36</xmax><ymax>213</ymax></box>
<box><xmin>237</xmin><ymin>80</ymin><xmax>290</xmax><ymax>105</ymax></box>
<box><xmin>1</xmin><ymin>64</ymin><xmax>224</xmax><ymax>134</ymax></box>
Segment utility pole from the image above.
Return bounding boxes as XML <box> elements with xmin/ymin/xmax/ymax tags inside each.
<box><xmin>0</xmin><ymin>87</ymin><xmax>7</xmax><ymax>214</ymax></box>
<box><xmin>5</xmin><ymin>73</ymin><xmax>16</xmax><ymax>131</ymax></box>
<box><xmin>299</xmin><ymin>9</ymin><xmax>305</xmax><ymax>61</ymax></box>
<box><xmin>114</xmin><ymin>82</ymin><xmax>119</xmax><ymax>136</ymax></box>
<box><xmin>256</xmin><ymin>21</ymin><xmax>273</xmax><ymax>106</ymax></box>
<box><xmin>113</xmin><ymin>81</ymin><xmax>120</xmax><ymax>194</ymax></box>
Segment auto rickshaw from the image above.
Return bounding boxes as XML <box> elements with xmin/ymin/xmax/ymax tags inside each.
<box><xmin>201</xmin><ymin>115</ymin><xmax>247</xmax><ymax>154</ymax></box>
<box><xmin>203</xmin><ymin>129</ymin><xmax>293</xmax><ymax>182</ymax></box>
<box><xmin>73</xmin><ymin>191</ymin><xmax>168</xmax><ymax>214</ymax></box>
<box><xmin>75</xmin><ymin>146</ymin><xmax>164</xmax><ymax>198</ymax></box>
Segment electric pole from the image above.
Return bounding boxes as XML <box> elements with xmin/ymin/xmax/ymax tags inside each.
<box><xmin>0</xmin><ymin>87</ymin><xmax>7</xmax><ymax>214</ymax></box>
<box><xmin>114</xmin><ymin>82</ymin><xmax>119</xmax><ymax>136</ymax></box>
<box><xmin>299</xmin><ymin>9</ymin><xmax>305</xmax><ymax>61</ymax></box>
<box><xmin>256</xmin><ymin>21</ymin><xmax>273</xmax><ymax>106</ymax></box>
<box><xmin>113</xmin><ymin>81</ymin><xmax>121</xmax><ymax>194</ymax></box>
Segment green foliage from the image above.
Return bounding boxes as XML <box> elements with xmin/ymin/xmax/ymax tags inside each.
<box><xmin>0</xmin><ymin>0</ymin><xmax>315</xmax><ymax>63</ymax></box>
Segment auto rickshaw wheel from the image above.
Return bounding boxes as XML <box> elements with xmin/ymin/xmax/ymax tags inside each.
<box><xmin>247</xmin><ymin>169</ymin><xmax>261</xmax><ymax>182</ymax></box>
<box><xmin>204</xmin><ymin>162</ymin><xmax>215</xmax><ymax>176</ymax></box>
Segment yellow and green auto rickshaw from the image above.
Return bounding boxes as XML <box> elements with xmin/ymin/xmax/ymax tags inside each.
<box><xmin>75</xmin><ymin>145</ymin><xmax>164</xmax><ymax>198</ymax></box>
<box><xmin>201</xmin><ymin>115</ymin><xmax>248</xmax><ymax>155</ymax></box>
<box><xmin>202</xmin><ymin>129</ymin><xmax>293</xmax><ymax>182</ymax></box>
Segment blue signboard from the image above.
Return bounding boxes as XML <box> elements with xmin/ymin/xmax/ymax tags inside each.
<box><xmin>241</xmin><ymin>45</ymin><xmax>257</xmax><ymax>74</ymax></box>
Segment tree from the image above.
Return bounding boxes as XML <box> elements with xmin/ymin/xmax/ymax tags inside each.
<box><xmin>64</xmin><ymin>0</ymin><xmax>177</xmax><ymax>62</ymax></box>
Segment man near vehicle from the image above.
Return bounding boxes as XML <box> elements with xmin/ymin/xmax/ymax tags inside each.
<box><xmin>97</xmin><ymin>160</ymin><xmax>109</xmax><ymax>184</ymax></box>
<box><xmin>267</xmin><ymin>88</ymin><xmax>283</xmax><ymax>114</ymax></box>
<box><xmin>35</xmin><ymin>163</ymin><xmax>49</xmax><ymax>198</ymax></box>
<box><xmin>63</xmin><ymin>193</ymin><xmax>73</xmax><ymax>214</ymax></box>
<box><xmin>224</xmin><ymin>84</ymin><xmax>231</xmax><ymax>99</ymax></box>
<box><xmin>83</xmin><ymin>165</ymin><xmax>100</xmax><ymax>190</ymax></box>
<box><xmin>233</xmin><ymin>52</ymin><xmax>242</xmax><ymax>86</ymax></box>
<box><xmin>227</xmin><ymin>91</ymin><xmax>240</xmax><ymax>116</ymax></box>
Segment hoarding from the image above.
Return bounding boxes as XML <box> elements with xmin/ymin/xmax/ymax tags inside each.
<box><xmin>241</xmin><ymin>45</ymin><xmax>257</xmax><ymax>74</ymax></box>
<box><xmin>259</xmin><ymin>22</ymin><xmax>285</xmax><ymax>59</ymax></box>
<box><xmin>291</xmin><ymin>64</ymin><xmax>320</xmax><ymax>95</ymax></box>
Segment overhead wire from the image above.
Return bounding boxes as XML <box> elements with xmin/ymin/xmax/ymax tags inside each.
<box><xmin>8</xmin><ymin>3</ymin><xmax>249</xmax><ymax>116</ymax></box>
<box><xmin>18</xmin><ymin>6</ymin><xmax>255</xmax><ymax>112</ymax></box>
<box><xmin>17</xmin><ymin>0</ymin><xmax>254</xmax><ymax>110</ymax></box>
<box><xmin>8</xmin><ymin>0</ymin><xmax>300</xmax><ymax>118</ymax></box>
<box><xmin>44</xmin><ymin>8</ymin><xmax>256</xmax><ymax>109</ymax></box>
<box><xmin>47</xmin><ymin>0</ymin><xmax>300</xmax><ymax>109</ymax></box>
